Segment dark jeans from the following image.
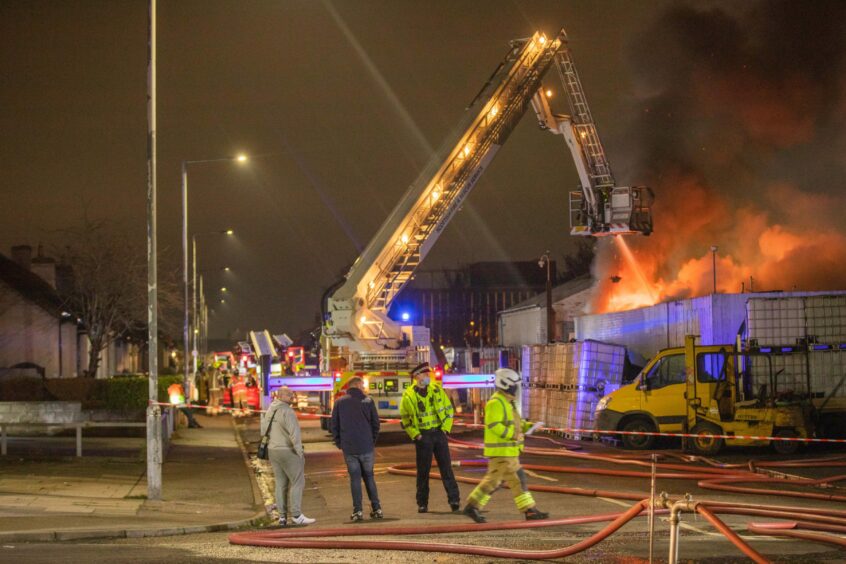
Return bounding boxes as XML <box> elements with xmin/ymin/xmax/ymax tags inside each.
<box><xmin>179</xmin><ymin>407</ymin><xmax>200</xmax><ymax>427</ymax></box>
<box><xmin>415</xmin><ymin>429</ymin><xmax>460</xmax><ymax>506</ymax></box>
<box><xmin>344</xmin><ymin>451</ymin><xmax>380</xmax><ymax>513</ymax></box>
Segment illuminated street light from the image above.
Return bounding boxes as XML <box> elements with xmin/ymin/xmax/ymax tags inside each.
<box><xmin>225</xmin><ymin>229</ymin><xmax>234</xmax><ymax>235</ymax></box>
<box><xmin>220</xmin><ymin>287</ymin><xmax>227</xmax><ymax>292</ymax></box>
<box><xmin>182</xmin><ymin>153</ymin><xmax>247</xmax><ymax>398</ymax></box>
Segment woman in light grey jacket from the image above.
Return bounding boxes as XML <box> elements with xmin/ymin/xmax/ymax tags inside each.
<box><xmin>261</xmin><ymin>387</ymin><xmax>315</xmax><ymax>526</ymax></box>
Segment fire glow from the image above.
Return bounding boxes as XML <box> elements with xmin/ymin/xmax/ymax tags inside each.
<box><xmin>612</xmin><ymin>236</ymin><xmax>657</xmax><ymax>309</ymax></box>
<box><xmin>591</xmin><ymin>177</ymin><xmax>846</xmax><ymax>315</ymax></box>
<box><xmin>587</xmin><ymin>4</ymin><xmax>846</xmax><ymax>315</ymax></box>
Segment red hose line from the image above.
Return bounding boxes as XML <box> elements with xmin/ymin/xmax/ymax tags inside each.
<box><xmin>387</xmin><ymin>462</ymin><xmax>645</xmax><ymax>501</ymax></box>
<box><xmin>455</xmin><ymin>458</ymin><xmax>728</xmax><ymax>481</ymax></box>
<box><xmin>746</xmin><ymin>522</ymin><xmax>846</xmax><ymax>548</ymax></box>
<box><xmin>229</xmin><ymin>501</ymin><xmax>649</xmax><ymax>559</ymax></box>
<box><xmin>449</xmin><ymin>437</ymin><xmax>752</xmax><ymax>476</ymax></box>
<box><xmin>449</xmin><ymin>439</ymin><xmax>846</xmax><ymax>504</ymax></box>
<box><xmin>707</xmin><ymin>506</ymin><xmax>846</xmax><ymax>526</ymax></box>
<box><xmin>452</xmin><ymin>438</ymin><xmax>846</xmax><ymax>503</ymax></box>
<box><xmin>698</xmin><ymin>475</ymin><xmax>846</xmax><ymax>502</ymax></box>
<box><xmin>696</xmin><ymin>505</ymin><xmax>771</xmax><ymax>564</ymax></box>
<box><xmin>232</xmin><ymin>435</ymin><xmax>846</xmax><ymax>558</ymax></box>
<box><xmin>703</xmin><ymin>500</ymin><xmax>846</xmax><ymax>518</ymax></box>
<box><xmin>232</xmin><ymin>508</ymin><xmax>649</xmax><ymax>539</ymax></box>
<box><xmin>773</xmin><ymin>520</ymin><xmax>846</xmax><ymax>534</ymax></box>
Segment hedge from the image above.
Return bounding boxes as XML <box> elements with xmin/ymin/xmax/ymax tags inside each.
<box><xmin>0</xmin><ymin>377</ymin><xmax>51</xmax><ymax>401</ymax></box>
<box><xmin>0</xmin><ymin>375</ymin><xmax>185</xmax><ymax>411</ymax></box>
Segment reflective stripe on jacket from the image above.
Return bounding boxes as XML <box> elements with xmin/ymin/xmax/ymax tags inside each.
<box><xmin>399</xmin><ymin>384</ymin><xmax>454</xmax><ymax>440</ymax></box>
<box><xmin>483</xmin><ymin>391</ymin><xmax>533</xmax><ymax>457</ymax></box>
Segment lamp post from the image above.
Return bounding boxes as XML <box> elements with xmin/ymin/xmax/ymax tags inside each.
<box><xmin>192</xmin><ymin>231</ymin><xmax>233</xmax><ymax>381</ymax></box>
<box><xmin>710</xmin><ymin>245</ymin><xmax>718</xmax><ymax>294</ymax></box>
<box><xmin>145</xmin><ymin>0</ymin><xmax>161</xmax><ymax>501</ymax></box>
<box><xmin>182</xmin><ymin>155</ymin><xmax>246</xmax><ymax>403</ymax></box>
<box><xmin>197</xmin><ymin>266</ymin><xmax>229</xmax><ymax>360</ymax></box>
<box><xmin>539</xmin><ymin>251</ymin><xmax>553</xmax><ymax>343</ymax></box>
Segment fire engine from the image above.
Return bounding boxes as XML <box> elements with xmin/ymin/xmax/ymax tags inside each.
<box><xmin>319</xmin><ymin>29</ymin><xmax>653</xmax><ymax>424</ymax></box>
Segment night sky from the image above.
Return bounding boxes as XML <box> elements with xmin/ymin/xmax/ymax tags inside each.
<box><xmin>6</xmin><ymin>0</ymin><xmax>799</xmax><ymax>340</ymax></box>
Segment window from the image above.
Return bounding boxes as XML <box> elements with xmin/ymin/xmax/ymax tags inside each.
<box><xmin>697</xmin><ymin>352</ymin><xmax>728</xmax><ymax>383</ymax></box>
<box><xmin>644</xmin><ymin>354</ymin><xmax>686</xmax><ymax>389</ymax></box>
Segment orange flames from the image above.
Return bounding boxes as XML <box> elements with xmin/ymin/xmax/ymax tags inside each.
<box><xmin>589</xmin><ymin>3</ymin><xmax>846</xmax><ymax>314</ymax></box>
<box><xmin>591</xmin><ymin>174</ymin><xmax>846</xmax><ymax>314</ymax></box>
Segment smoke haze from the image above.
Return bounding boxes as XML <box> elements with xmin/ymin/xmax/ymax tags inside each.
<box><xmin>593</xmin><ymin>0</ymin><xmax>846</xmax><ymax>312</ymax></box>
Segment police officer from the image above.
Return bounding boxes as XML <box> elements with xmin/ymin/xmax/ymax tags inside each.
<box><xmin>463</xmin><ymin>368</ymin><xmax>548</xmax><ymax>523</ymax></box>
<box><xmin>399</xmin><ymin>362</ymin><xmax>461</xmax><ymax>513</ymax></box>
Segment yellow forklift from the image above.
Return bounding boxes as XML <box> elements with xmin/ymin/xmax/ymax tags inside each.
<box><xmin>595</xmin><ymin>336</ymin><xmax>815</xmax><ymax>455</ymax></box>
<box><xmin>679</xmin><ymin>336</ymin><xmax>813</xmax><ymax>455</ymax></box>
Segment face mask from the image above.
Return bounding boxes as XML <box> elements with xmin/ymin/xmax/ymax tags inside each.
<box><xmin>504</xmin><ymin>384</ymin><xmax>518</xmax><ymax>396</ymax></box>
<box><xmin>417</xmin><ymin>377</ymin><xmax>430</xmax><ymax>387</ymax></box>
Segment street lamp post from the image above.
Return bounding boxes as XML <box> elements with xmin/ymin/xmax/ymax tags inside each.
<box><xmin>710</xmin><ymin>245</ymin><xmax>718</xmax><ymax>294</ymax></box>
<box><xmin>192</xmin><ymin>231</ymin><xmax>233</xmax><ymax>383</ymax></box>
<box><xmin>181</xmin><ymin>155</ymin><xmax>246</xmax><ymax>404</ymax></box>
<box><xmin>197</xmin><ymin>266</ymin><xmax>228</xmax><ymax>361</ymax></box>
<box><xmin>539</xmin><ymin>251</ymin><xmax>553</xmax><ymax>343</ymax></box>
<box><xmin>145</xmin><ymin>0</ymin><xmax>162</xmax><ymax>501</ymax></box>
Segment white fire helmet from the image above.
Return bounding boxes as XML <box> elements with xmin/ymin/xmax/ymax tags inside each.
<box><xmin>494</xmin><ymin>368</ymin><xmax>521</xmax><ymax>395</ymax></box>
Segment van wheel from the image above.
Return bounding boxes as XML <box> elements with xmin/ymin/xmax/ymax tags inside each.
<box><xmin>620</xmin><ymin>418</ymin><xmax>656</xmax><ymax>450</ymax></box>
<box><xmin>772</xmin><ymin>429</ymin><xmax>801</xmax><ymax>455</ymax></box>
<box><xmin>690</xmin><ymin>422</ymin><xmax>724</xmax><ymax>455</ymax></box>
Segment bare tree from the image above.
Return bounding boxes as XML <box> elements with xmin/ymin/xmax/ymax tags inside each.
<box><xmin>55</xmin><ymin>219</ymin><xmax>180</xmax><ymax>377</ymax></box>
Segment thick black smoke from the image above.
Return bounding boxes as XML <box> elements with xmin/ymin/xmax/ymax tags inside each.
<box><xmin>592</xmin><ymin>1</ymin><xmax>846</xmax><ymax>311</ymax></box>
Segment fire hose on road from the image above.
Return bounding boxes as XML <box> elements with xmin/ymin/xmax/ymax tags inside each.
<box><xmin>229</xmin><ymin>435</ymin><xmax>846</xmax><ymax>560</ymax></box>
<box><xmin>230</xmin><ymin>503</ymin><xmax>655</xmax><ymax>559</ymax></box>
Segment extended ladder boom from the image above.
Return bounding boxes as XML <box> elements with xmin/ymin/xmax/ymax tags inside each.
<box><xmin>529</xmin><ymin>32</ymin><xmax>653</xmax><ymax>237</ymax></box>
<box><xmin>326</xmin><ymin>31</ymin><xmax>564</xmax><ymax>349</ymax></box>
<box><xmin>323</xmin><ymin>28</ymin><xmax>653</xmax><ymax>369</ymax></box>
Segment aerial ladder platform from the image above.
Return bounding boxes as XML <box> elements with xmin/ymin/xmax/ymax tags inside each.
<box><xmin>322</xmin><ymin>29</ymin><xmax>653</xmax><ymax>373</ymax></box>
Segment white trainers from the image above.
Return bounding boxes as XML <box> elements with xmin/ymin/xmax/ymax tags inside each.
<box><xmin>292</xmin><ymin>514</ymin><xmax>316</xmax><ymax>525</ymax></box>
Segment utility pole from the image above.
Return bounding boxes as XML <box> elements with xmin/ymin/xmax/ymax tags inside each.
<box><xmin>710</xmin><ymin>245</ymin><xmax>718</xmax><ymax>294</ymax></box>
<box><xmin>539</xmin><ymin>251</ymin><xmax>554</xmax><ymax>343</ymax></box>
<box><xmin>182</xmin><ymin>162</ymin><xmax>190</xmax><ymax>402</ymax></box>
<box><xmin>192</xmin><ymin>235</ymin><xmax>198</xmax><ymax>387</ymax></box>
<box><xmin>145</xmin><ymin>0</ymin><xmax>162</xmax><ymax>501</ymax></box>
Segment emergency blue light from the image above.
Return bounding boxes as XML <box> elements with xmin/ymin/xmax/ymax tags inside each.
<box><xmin>401</xmin><ymin>312</ymin><xmax>410</xmax><ymax>321</ymax></box>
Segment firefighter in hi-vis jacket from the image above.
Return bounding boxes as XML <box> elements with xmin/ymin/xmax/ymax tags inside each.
<box><xmin>463</xmin><ymin>368</ymin><xmax>549</xmax><ymax>523</ymax></box>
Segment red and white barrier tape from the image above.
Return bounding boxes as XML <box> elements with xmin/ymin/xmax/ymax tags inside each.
<box><xmin>149</xmin><ymin>401</ymin><xmax>846</xmax><ymax>444</ymax></box>
<box><xmin>530</xmin><ymin>425</ymin><xmax>846</xmax><ymax>445</ymax></box>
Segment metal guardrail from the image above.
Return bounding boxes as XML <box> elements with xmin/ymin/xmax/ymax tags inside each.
<box><xmin>0</xmin><ymin>407</ymin><xmax>175</xmax><ymax>457</ymax></box>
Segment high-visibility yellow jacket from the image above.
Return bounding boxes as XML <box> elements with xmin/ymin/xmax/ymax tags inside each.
<box><xmin>400</xmin><ymin>384</ymin><xmax>455</xmax><ymax>440</ymax></box>
<box><xmin>484</xmin><ymin>391</ymin><xmax>533</xmax><ymax>457</ymax></box>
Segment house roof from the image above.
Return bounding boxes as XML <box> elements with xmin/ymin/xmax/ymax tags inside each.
<box><xmin>499</xmin><ymin>274</ymin><xmax>593</xmax><ymax>315</ymax></box>
<box><xmin>0</xmin><ymin>252</ymin><xmax>65</xmax><ymax>318</ymax></box>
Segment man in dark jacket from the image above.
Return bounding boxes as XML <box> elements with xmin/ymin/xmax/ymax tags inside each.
<box><xmin>331</xmin><ymin>377</ymin><xmax>382</xmax><ymax>522</ymax></box>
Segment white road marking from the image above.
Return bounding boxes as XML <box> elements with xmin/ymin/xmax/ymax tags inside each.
<box><xmin>524</xmin><ymin>469</ymin><xmax>558</xmax><ymax>482</ymax></box>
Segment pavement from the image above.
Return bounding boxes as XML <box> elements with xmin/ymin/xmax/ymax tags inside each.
<box><xmin>2</xmin><ymin>412</ymin><xmax>846</xmax><ymax>562</ymax></box>
<box><xmin>0</xmin><ymin>413</ymin><xmax>265</xmax><ymax>542</ymax></box>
